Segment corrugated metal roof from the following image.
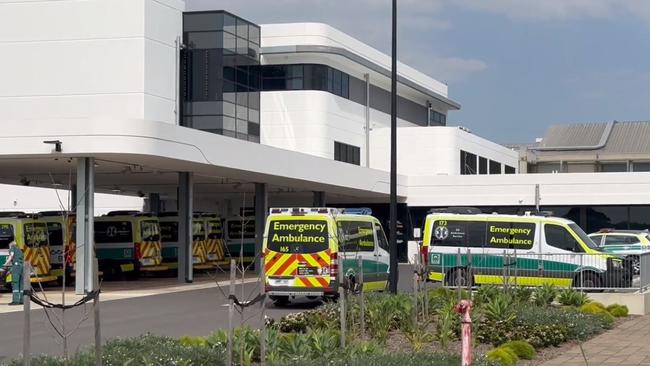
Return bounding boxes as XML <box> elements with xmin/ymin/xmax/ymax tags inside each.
<box><xmin>538</xmin><ymin>122</ymin><xmax>606</xmax><ymax>148</ymax></box>
<box><xmin>536</xmin><ymin>121</ymin><xmax>650</xmax><ymax>154</ymax></box>
<box><xmin>603</xmin><ymin>121</ymin><xmax>650</xmax><ymax>154</ymax></box>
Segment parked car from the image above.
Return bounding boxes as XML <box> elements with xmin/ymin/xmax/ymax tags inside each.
<box><xmin>589</xmin><ymin>229</ymin><xmax>650</xmax><ymax>274</ymax></box>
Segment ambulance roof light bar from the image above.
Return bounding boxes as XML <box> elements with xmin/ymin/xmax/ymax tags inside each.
<box><xmin>269</xmin><ymin>207</ymin><xmax>340</xmax><ymax>215</ymax></box>
<box><xmin>342</xmin><ymin>207</ymin><xmax>372</xmax><ymax>215</ymax></box>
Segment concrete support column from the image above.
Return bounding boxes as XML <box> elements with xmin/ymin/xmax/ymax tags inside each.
<box><xmin>312</xmin><ymin>191</ymin><xmax>326</xmax><ymax>207</ymax></box>
<box><xmin>70</xmin><ymin>184</ymin><xmax>77</xmax><ymax>211</ymax></box>
<box><xmin>254</xmin><ymin>183</ymin><xmax>268</xmax><ymax>273</ymax></box>
<box><xmin>148</xmin><ymin>193</ymin><xmax>161</xmax><ymax>215</ymax></box>
<box><xmin>75</xmin><ymin>158</ymin><xmax>95</xmax><ymax>294</ymax></box>
<box><xmin>178</xmin><ymin>173</ymin><xmax>194</xmax><ymax>283</ymax></box>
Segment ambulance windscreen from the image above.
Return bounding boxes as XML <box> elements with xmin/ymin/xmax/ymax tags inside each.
<box><xmin>267</xmin><ymin>219</ymin><xmax>329</xmax><ymax>254</ymax></box>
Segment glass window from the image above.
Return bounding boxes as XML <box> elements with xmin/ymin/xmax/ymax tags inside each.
<box><xmin>339</xmin><ymin>220</ymin><xmax>374</xmax><ymax>252</ymax></box>
<box><xmin>236</xmin><ymin>18</ymin><xmax>249</xmax><ymax>39</ymax></box>
<box><xmin>489</xmin><ymin>160</ymin><xmax>502</xmax><ymax>174</ymax></box>
<box><xmin>587</xmin><ymin>206</ymin><xmax>629</xmax><ymax>233</ymax></box>
<box><xmin>630</xmin><ymin>206</ymin><xmax>650</xmax><ymax>230</ymax></box>
<box><xmin>341</xmin><ymin>74</ymin><xmax>349</xmax><ymax>99</ymax></box>
<box><xmin>227</xmin><ymin>219</ymin><xmax>255</xmax><ymax>240</ymax></box>
<box><xmin>600</xmin><ymin>163</ymin><xmax>627</xmax><ymax>172</ymax></box>
<box><xmin>223</xmin><ymin>31</ymin><xmax>237</xmax><ymax>54</ymax></box>
<box><xmin>248</xmin><ymin>122</ymin><xmax>260</xmax><ymax>137</ymax></box>
<box><xmin>141</xmin><ymin>221</ymin><xmax>161</xmax><ymax>242</ymax></box>
<box><xmin>236</xmin><ymin>119</ymin><xmax>248</xmax><ymax>134</ymax></box>
<box><xmin>505</xmin><ymin>165</ymin><xmax>516</xmax><ymax>174</ymax></box>
<box><xmin>590</xmin><ymin>234</ymin><xmax>603</xmax><ymax>246</ymax></box>
<box><xmin>545</xmin><ymin>224</ymin><xmax>581</xmax><ymax>252</ymax></box>
<box><xmin>183</xmin><ymin>12</ymin><xmax>224</xmax><ymax>32</ymax></box>
<box><xmin>568</xmin><ymin>223</ymin><xmax>599</xmax><ymax>250</ymax></box>
<box><xmin>223</xmin><ymin>116</ymin><xmax>236</xmax><ymax>131</ymax></box>
<box><xmin>431</xmin><ymin>220</ymin><xmax>481</xmax><ymax>247</ymax></box>
<box><xmin>375</xmin><ymin>222</ymin><xmax>389</xmax><ymax>251</ymax></box>
<box><xmin>249</xmin><ymin>25</ymin><xmax>260</xmax><ymax>45</ymax></box>
<box><xmin>0</xmin><ymin>223</ymin><xmax>14</xmax><ymax>249</ymax></box>
<box><xmin>160</xmin><ymin>221</ymin><xmax>178</xmax><ymax>242</ymax></box>
<box><xmin>460</xmin><ymin>150</ymin><xmax>477</xmax><ymax>175</ymax></box>
<box><xmin>605</xmin><ymin>235</ymin><xmax>640</xmax><ymax>245</ymax></box>
<box><xmin>45</xmin><ymin>222</ymin><xmax>64</xmax><ymax>247</ymax></box>
<box><xmin>187</xmin><ymin>31</ymin><xmax>224</xmax><ymax>49</ymax></box>
<box><xmin>207</xmin><ymin>220</ymin><xmax>223</xmax><ymax>239</ymax></box>
<box><xmin>248</xmin><ymin>109</ymin><xmax>260</xmax><ymax>123</ymax></box>
<box><xmin>334</xmin><ymin>141</ymin><xmax>360</xmax><ymax>165</ymax></box>
<box><xmin>633</xmin><ymin>162</ymin><xmax>650</xmax><ymax>172</ymax></box>
<box><xmin>24</xmin><ymin>223</ymin><xmax>48</xmax><ymax>247</ymax></box>
<box><xmin>266</xmin><ymin>219</ymin><xmax>329</xmax><ymax>254</ymax></box>
<box><xmin>236</xmin><ymin>37</ymin><xmax>248</xmax><ymax>55</ymax></box>
<box><xmin>479</xmin><ymin>157</ymin><xmax>488</xmax><ymax>175</ymax></box>
<box><xmin>223</xmin><ymin>13</ymin><xmax>236</xmax><ymax>35</ymax></box>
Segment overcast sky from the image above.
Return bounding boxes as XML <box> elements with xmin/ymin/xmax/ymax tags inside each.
<box><xmin>188</xmin><ymin>0</ymin><xmax>650</xmax><ymax>143</ymax></box>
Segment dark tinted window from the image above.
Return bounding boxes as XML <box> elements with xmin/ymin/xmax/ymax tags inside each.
<box><xmin>545</xmin><ymin>224</ymin><xmax>582</xmax><ymax>252</ymax></box>
<box><xmin>479</xmin><ymin>157</ymin><xmax>488</xmax><ymax>175</ymax></box>
<box><xmin>267</xmin><ymin>219</ymin><xmax>329</xmax><ymax>253</ymax></box>
<box><xmin>24</xmin><ymin>223</ymin><xmax>49</xmax><ymax>247</ymax></box>
<box><xmin>207</xmin><ymin>220</ymin><xmax>223</xmax><ymax>239</ymax></box>
<box><xmin>0</xmin><ymin>223</ymin><xmax>14</xmax><ymax>249</ymax></box>
<box><xmin>460</xmin><ymin>151</ymin><xmax>477</xmax><ymax>175</ymax></box>
<box><xmin>489</xmin><ymin>160</ymin><xmax>502</xmax><ymax>174</ymax></box>
<box><xmin>505</xmin><ymin>165</ymin><xmax>516</xmax><ymax>174</ymax></box>
<box><xmin>45</xmin><ymin>222</ymin><xmax>64</xmax><ymax>246</ymax></box>
<box><xmin>95</xmin><ymin>221</ymin><xmax>133</xmax><ymax>244</ymax></box>
<box><xmin>334</xmin><ymin>141</ymin><xmax>360</xmax><ymax>165</ymax></box>
<box><xmin>431</xmin><ymin>220</ymin><xmax>482</xmax><ymax>248</ymax></box>
<box><xmin>141</xmin><ymin>220</ymin><xmax>161</xmax><ymax>242</ymax></box>
<box><xmin>160</xmin><ymin>221</ymin><xmax>178</xmax><ymax>242</ymax></box>
<box><xmin>227</xmin><ymin>219</ymin><xmax>255</xmax><ymax>239</ymax></box>
<box><xmin>339</xmin><ymin>221</ymin><xmax>374</xmax><ymax>252</ymax></box>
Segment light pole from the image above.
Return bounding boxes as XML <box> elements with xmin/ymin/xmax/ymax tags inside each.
<box><xmin>388</xmin><ymin>0</ymin><xmax>399</xmax><ymax>294</ymax></box>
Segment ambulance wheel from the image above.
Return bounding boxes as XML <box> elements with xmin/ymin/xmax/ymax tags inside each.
<box><xmin>445</xmin><ymin>268</ymin><xmax>473</xmax><ymax>288</ymax></box>
<box><xmin>270</xmin><ymin>296</ymin><xmax>289</xmax><ymax>306</ymax></box>
<box><xmin>573</xmin><ymin>271</ymin><xmax>601</xmax><ymax>290</ymax></box>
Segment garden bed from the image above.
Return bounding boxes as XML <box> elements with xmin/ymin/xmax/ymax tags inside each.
<box><xmin>2</xmin><ymin>285</ymin><xmax>630</xmax><ymax>366</ymax></box>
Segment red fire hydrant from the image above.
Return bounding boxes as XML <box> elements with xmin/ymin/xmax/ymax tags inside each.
<box><xmin>454</xmin><ymin>299</ymin><xmax>473</xmax><ymax>366</ymax></box>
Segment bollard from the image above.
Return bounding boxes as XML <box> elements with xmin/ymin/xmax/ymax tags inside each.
<box><xmin>454</xmin><ymin>299</ymin><xmax>473</xmax><ymax>366</ymax></box>
<box><xmin>23</xmin><ymin>262</ymin><xmax>31</xmax><ymax>366</ymax></box>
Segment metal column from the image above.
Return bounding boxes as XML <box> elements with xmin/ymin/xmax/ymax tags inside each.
<box><xmin>148</xmin><ymin>193</ymin><xmax>161</xmax><ymax>215</ymax></box>
<box><xmin>178</xmin><ymin>173</ymin><xmax>193</xmax><ymax>283</ymax></box>
<box><xmin>364</xmin><ymin>73</ymin><xmax>371</xmax><ymax>167</ymax></box>
<box><xmin>75</xmin><ymin>158</ymin><xmax>95</xmax><ymax>295</ymax></box>
<box><xmin>312</xmin><ymin>191</ymin><xmax>326</xmax><ymax>207</ymax></box>
<box><xmin>254</xmin><ymin>183</ymin><xmax>268</xmax><ymax>273</ymax></box>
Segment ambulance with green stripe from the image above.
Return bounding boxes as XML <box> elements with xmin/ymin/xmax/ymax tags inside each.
<box><xmin>94</xmin><ymin>211</ymin><xmax>167</xmax><ymax>278</ymax></box>
<box><xmin>158</xmin><ymin>212</ymin><xmax>213</xmax><ymax>271</ymax></box>
<box><xmin>263</xmin><ymin>207</ymin><xmax>389</xmax><ymax>305</ymax></box>
<box><xmin>422</xmin><ymin>210</ymin><xmax>633</xmax><ymax>288</ymax></box>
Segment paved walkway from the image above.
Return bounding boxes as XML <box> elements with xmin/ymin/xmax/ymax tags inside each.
<box><xmin>542</xmin><ymin>316</ymin><xmax>650</xmax><ymax>366</ymax></box>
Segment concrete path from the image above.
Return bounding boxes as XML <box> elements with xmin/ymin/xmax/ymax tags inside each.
<box><xmin>542</xmin><ymin>316</ymin><xmax>650</xmax><ymax>366</ymax></box>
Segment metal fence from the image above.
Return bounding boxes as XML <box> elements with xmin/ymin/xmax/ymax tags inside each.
<box><xmin>433</xmin><ymin>249</ymin><xmax>650</xmax><ymax>292</ymax></box>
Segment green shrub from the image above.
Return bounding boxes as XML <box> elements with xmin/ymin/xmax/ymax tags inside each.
<box><xmin>533</xmin><ymin>283</ymin><xmax>558</xmax><ymax>306</ymax></box>
<box><xmin>607</xmin><ymin>304</ymin><xmax>629</xmax><ymax>317</ymax></box>
<box><xmin>500</xmin><ymin>346</ymin><xmax>519</xmax><ymax>363</ymax></box>
<box><xmin>512</xmin><ymin>286</ymin><xmax>534</xmax><ymax>304</ymax></box>
<box><xmin>501</xmin><ymin>340</ymin><xmax>536</xmax><ymax>360</ymax></box>
<box><xmin>275</xmin><ymin>351</ymin><xmax>494</xmax><ymax>366</ymax></box>
<box><xmin>557</xmin><ymin>289</ymin><xmax>591</xmax><ymax>307</ymax></box>
<box><xmin>475</xmin><ymin>285</ymin><xmax>501</xmax><ymax>306</ymax></box>
<box><xmin>178</xmin><ymin>335</ymin><xmax>208</xmax><ymax>347</ymax></box>
<box><xmin>579</xmin><ymin>303</ymin><xmax>615</xmax><ymax>323</ymax></box>
<box><xmin>486</xmin><ymin>347</ymin><xmax>516</xmax><ymax>366</ymax></box>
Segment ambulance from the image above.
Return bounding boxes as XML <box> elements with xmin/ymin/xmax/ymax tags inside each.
<box><xmin>94</xmin><ymin>211</ymin><xmax>167</xmax><ymax>278</ymax></box>
<box><xmin>38</xmin><ymin>211</ymin><xmax>76</xmax><ymax>279</ymax></box>
<box><xmin>263</xmin><ymin>207</ymin><xmax>390</xmax><ymax>305</ymax></box>
<box><xmin>198</xmin><ymin>213</ymin><xmax>228</xmax><ymax>266</ymax></box>
<box><xmin>421</xmin><ymin>208</ymin><xmax>633</xmax><ymax>288</ymax></box>
<box><xmin>158</xmin><ymin>213</ymin><xmax>213</xmax><ymax>271</ymax></box>
<box><xmin>0</xmin><ymin>213</ymin><xmax>58</xmax><ymax>287</ymax></box>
